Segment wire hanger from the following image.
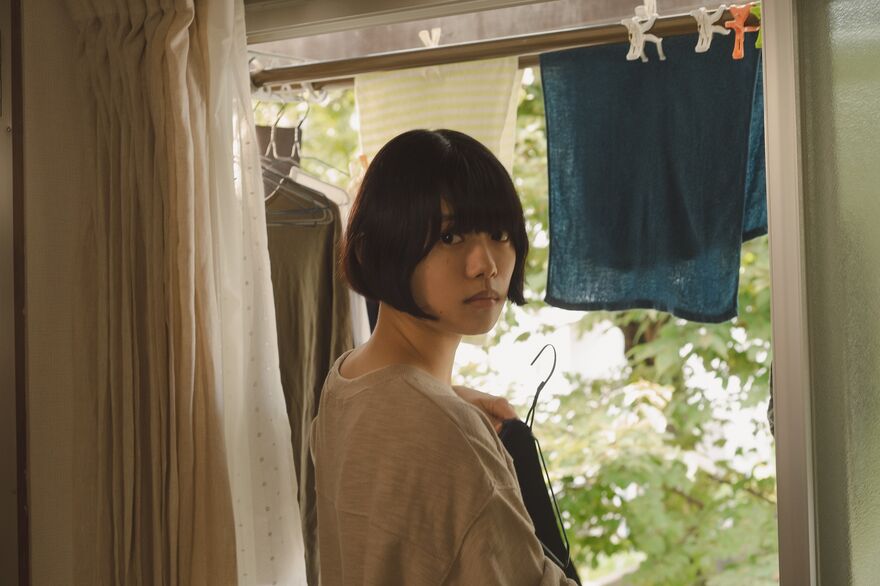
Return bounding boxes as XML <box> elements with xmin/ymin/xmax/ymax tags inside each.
<box><xmin>526</xmin><ymin>343</ymin><xmax>557</xmax><ymax>429</ymax></box>
<box><xmin>524</xmin><ymin>343</ymin><xmax>573</xmax><ymax>569</ymax></box>
<box><xmin>263</xmin><ymin>101</ymin><xmax>305</xmax><ymax>171</ymax></box>
<box><xmin>260</xmin><ymin>99</ymin><xmax>352</xmax><ymax>209</ymax></box>
<box><xmin>250</xmin><ymin>54</ymin><xmax>351</xmax><ymax>225</ymax></box>
<box><xmin>263</xmin><ymin>167</ymin><xmax>334</xmax><ymax>227</ymax></box>
<box><xmin>260</xmin><ymin>102</ymin><xmax>334</xmax><ymax>226</ymax></box>
<box><xmin>289</xmin><ymin>102</ymin><xmax>351</xmax><ymax>208</ymax></box>
<box><xmin>262</xmin><ymin>103</ymin><xmax>304</xmax><ymax>196</ymax></box>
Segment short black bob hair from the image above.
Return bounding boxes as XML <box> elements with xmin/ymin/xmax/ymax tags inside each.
<box><xmin>341</xmin><ymin>129</ymin><xmax>529</xmax><ymax>320</ymax></box>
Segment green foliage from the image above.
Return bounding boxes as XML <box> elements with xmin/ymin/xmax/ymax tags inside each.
<box><xmin>258</xmin><ymin>71</ymin><xmax>779</xmax><ymax>584</ymax></box>
<box><xmin>506</xmin><ymin>70</ymin><xmax>778</xmax><ymax>585</ymax></box>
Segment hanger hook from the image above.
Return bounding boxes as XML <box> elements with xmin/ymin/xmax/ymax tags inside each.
<box><xmin>526</xmin><ymin>343</ymin><xmax>557</xmax><ymax>428</ymax></box>
<box><xmin>271</xmin><ymin>103</ymin><xmax>288</xmax><ymax>129</ymax></box>
<box><xmin>296</xmin><ymin>100</ymin><xmax>311</xmax><ymax>130</ymax></box>
<box><xmin>265</xmin><ymin>103</ymin><xmax>289</xmax><ymax>159</ymax></box>
<box><xmin>530</xmin><ymin>343</ymin><xmax>557</xmax><ymax>385</ymax></box>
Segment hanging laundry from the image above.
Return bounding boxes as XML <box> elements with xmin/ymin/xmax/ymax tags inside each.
<box><xmin>540</xmin><ymin>33</ymin><xmax>765</xmax><ymax>323</ymax></box>
<box><xmin>743</xmin><ymin>57</ymin><xmax>768</xmax><ymax>240</ymax></box>
<box><xmin>354</xmin><ymin>57</ymin><xmax>522</xmax><ymax>171</ymax></box>
<box><xmin>259</xmin><ymin>124</ymin><xmax>371</xmax><ymax>347</ymax></box>
<box><xmin>751</xmin><ymin>3</ymin><xmax>764</xmax><ymax>49</ymax></box>
<box><xmin>259</xmin><ymin>122</ymin><xmax>355</xmax><ymax>584</ymax></box>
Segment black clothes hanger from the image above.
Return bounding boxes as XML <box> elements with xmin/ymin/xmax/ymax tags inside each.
<box><xmin>525</xmin><ymin>343</ymin><xmax>557</xmax><ymax>429</ymax></box>
<box><xmin>498</xmin><ymin>344</ymin><xmax>582</xmax><ymax>584</ymax></box>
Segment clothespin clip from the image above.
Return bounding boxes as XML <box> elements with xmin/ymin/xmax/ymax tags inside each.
<box><xmin>690</xmin><ymin>5</ymin><xmax>730</xmax><ymax>53</ymax></box>
<box><xmin>301</xmin><ymin>81</ymin><xmax>328</xmax><ymax>105</ymax></box>
<box><xmin>418</xmin><ymin>27</ymin><xmax>443</xmax><ymax>80</ymax></box>
<box><xmin>751</xmin><ymin>2</ymin><xmax>763</xmax><ymax>49</ymax></box>
<box><xmin>634</xmin><ymin>0</ymin><xmax>657</xmax><ymax>19</ymax></box>
<box><xmin>724</xmin><ymin>4</ymin><xmax>761</xmax><ymax>60</ymax></box>
<box><xmin>622</xmin><ymin>0</ymin><xmax>666</xmax><ymax>62</ymax></box>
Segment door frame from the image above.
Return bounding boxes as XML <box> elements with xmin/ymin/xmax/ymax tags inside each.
<box><xmin>762</xmin><ymin>1</ymin><xmax>818</xmax><ymax>584</ymax></box>
<box><xmin>3</xmin><ymin>0</ymin><xmax>28</xmax><ymax>584</ymax></box>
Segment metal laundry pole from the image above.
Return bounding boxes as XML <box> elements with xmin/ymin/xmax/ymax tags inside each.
<box><xmin>250</xmin><ymin>9</ymin><xmax>759</xmax><ymax>90</ymax></box>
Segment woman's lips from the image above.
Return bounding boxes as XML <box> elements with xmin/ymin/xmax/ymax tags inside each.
<box><xmin>464</xmin><ymin>291</ymin><xmax>501</xmax><ymax>307</ymax></box>
<box><xmin>465</xmin><ymin>297</ymin><xmax>499</xmax><ymax>308</ymax></box>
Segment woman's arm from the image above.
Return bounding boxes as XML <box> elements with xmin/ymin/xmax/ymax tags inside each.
<box><xmin>440</xmin><ymin>485</ymin><xmax>578</xmax><ymax>586</ymax></box>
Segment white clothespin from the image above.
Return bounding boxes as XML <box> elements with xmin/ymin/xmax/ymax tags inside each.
<box><xmin>418</xmin><ymin>28</ymin><xmax>443</xmax><ymax>81</ymax></box>
<box><xmin>634</xmin><ymin>0</ymin><xmax>658</xmax><ymax>20</ymax></box>
<box><xmin>302</xmin><ymin>81</ymin><xmax>328</xmax><ymax>105</ymax></box>
<box><xmin>622</xmin><ymin>1</ymin><xmax>666</xmax><ymax>62</ymax></box>
<box><xmin>690</xmin><ymin>6</ymin><xmax>731</xmax><ymax>53</ymax></box>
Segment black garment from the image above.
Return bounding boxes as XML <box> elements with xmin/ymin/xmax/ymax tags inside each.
<box><xmin>499</xmin><ymin>418</ymin><xmax>582</xmax><ymax>585</ymax></box>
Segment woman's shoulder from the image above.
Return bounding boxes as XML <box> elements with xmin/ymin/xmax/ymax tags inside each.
<box><xmin>326</xmin><ymin>368</ymin><xmax>517</xmax><ymax>489</ymax></box>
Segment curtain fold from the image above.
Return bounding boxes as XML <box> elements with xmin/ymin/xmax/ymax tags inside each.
<box><xmin>67</xmin><ymin>0</ymin><xmax>306</xmax><ymax>583</ymax></box>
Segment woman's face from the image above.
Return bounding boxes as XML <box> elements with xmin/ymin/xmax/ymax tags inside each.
<box><xmin>410</xmin><ymin>201</ymin><xmax>517</xmax><ymax>336</ymax></box>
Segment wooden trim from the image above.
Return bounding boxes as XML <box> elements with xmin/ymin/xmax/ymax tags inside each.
<box><xmin>11</xmin><ymin>0</ymin><xmax>29</xmax><ymax>582</ymax></box>
<box><xmin>762</xmin><ymin>1</ymin><xmax>818</xmax><ymax>584</ymax></box>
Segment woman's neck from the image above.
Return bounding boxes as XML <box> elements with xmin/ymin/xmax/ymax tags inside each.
<box><xmin>357</xmin><ymin>303</ymin><xmax>460</xmax><ymax>385</ymax></box>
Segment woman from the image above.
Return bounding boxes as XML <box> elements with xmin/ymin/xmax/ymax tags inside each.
<box><xmin>310</xmin><ymin>129</ymin><xmax>577</xmax><ymax>585</ymax></box>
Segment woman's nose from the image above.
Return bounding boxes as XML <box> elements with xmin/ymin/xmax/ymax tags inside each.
<box><xmin>465</xmin><ymin>236</ymin><xmax>498</xmax><ymax>279</ymax></box>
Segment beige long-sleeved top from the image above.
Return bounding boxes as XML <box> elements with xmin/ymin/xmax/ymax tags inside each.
<box><xmin>309</xmin><ymin>349</ymin><xmax>578</xmax><ymax>585</ymax></box>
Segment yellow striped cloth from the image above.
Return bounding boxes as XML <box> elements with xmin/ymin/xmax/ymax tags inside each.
<box><xmin>354</xmin><ymin>57</ymin><xmax>523</xmax><ymax>172</ymax></box>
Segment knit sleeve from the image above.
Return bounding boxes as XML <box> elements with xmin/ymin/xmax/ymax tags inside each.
<box><xmin>440</xmin><ymin>485</ymin><xmax>578</xmax><ymax>586</ymax></box>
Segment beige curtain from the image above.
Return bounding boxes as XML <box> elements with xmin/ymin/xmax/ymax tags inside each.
<box><xmin>66</xmin><ymin>0</ymin><xmax>305</xmax><ymax>584</ymax></box>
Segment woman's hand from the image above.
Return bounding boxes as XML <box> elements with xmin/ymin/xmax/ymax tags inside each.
<box><xmin>452</xmin><ymin>385</ymin><xmax>518</xmax><ymax>434</ymax></box>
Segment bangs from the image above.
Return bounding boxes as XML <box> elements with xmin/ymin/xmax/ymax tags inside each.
<box><xmin>416</xmin><ymin>139</ymin><xmax>525</xmax><ymax>256</ymax></box>
<box><xmin>441</xmin><ymin>158</ymin><xmax>522</xmax><ymax>235</ymax></box>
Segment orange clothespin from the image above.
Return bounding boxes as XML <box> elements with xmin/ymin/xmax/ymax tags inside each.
<box><xmin>724</xmin><ymin>4</ymin><xmax>761</xmax><ymax>60</ymax></box>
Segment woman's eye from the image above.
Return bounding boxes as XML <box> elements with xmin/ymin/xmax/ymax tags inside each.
<box><xmin>492</xmin><ymin>230</ymin><xmax>511</xmax><ymax>242</ymax></box>
<box><xmin>440</xmin><ymin>232</ymin><xmax>463</xmax><ymax>245</ymax></box>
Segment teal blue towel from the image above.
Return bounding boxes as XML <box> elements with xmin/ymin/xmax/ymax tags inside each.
<box><xmin>743</xmin><ymin>58</ymin><xmax>767</xmax><ymax>240</ymax></box>
<box><xmin>541</xmin><ymin>34</ymin><xmax>765</xmax><ymax>323</ymax></box>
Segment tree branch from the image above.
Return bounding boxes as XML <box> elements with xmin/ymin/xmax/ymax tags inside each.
<box><xmin>704</xmin><ymin>471</ymin><xmax>776</xmax><ymax>506</ymax></box>
<box><xmin>667</xmin><ymin>486</ymin><xmax>705</xmax><ymax>510</ymax></box>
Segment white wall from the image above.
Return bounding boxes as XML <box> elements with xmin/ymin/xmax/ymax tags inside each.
<box><xmin>797</xmin><ymin>1</ymin><xmax>880</xmax><ymax>583</ymax></box>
